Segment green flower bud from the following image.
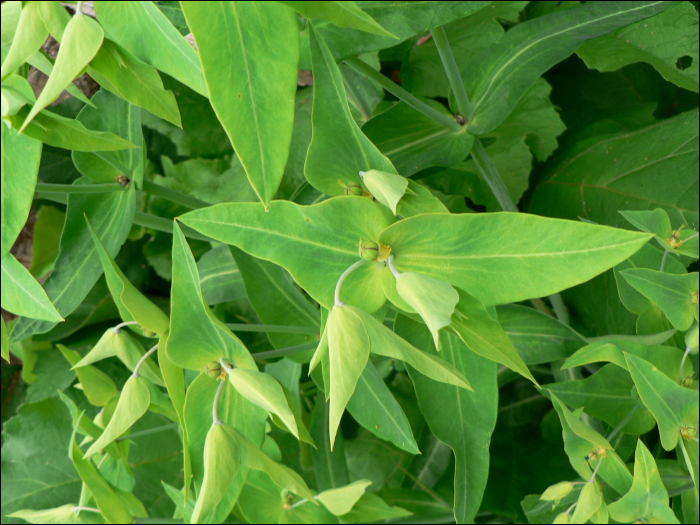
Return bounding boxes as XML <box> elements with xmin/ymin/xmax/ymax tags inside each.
<box><xmin>682</xmin><ymin>374</ymin><xmax>694</xmax><ymax>388</ymax></box>
<box><xmin>206</xmin><ymin>361</ymin><xmax>222</xmax><ymax>379</ymax></box>
<box><xmin>345</xmin><ymin>182</ymin><xmax>363</xmax><ymax>196</ymax></box>
<box><xmin>359</xmin><ymin>240</ymin><xmax>379</xmax><ymax>261</ymax></box>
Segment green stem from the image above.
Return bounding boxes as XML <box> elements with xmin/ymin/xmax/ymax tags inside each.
<box><xmin>133</xmin><ymin>344</ymin><xmax>159</xmax><ymax>378</ymax></box>
<box><xmin>606</xmin><ymin>403</ymin><xmax>641</xmax><ymax>441</ymax></box>
<box><xmin>252</xmin><ymin>342</ymin><xmax>319</xmax><ymax>361</ymax></box>
<box><xmin>668</xmin><ymin>482</ymin><xmax>696</xmax><ymax>498</ymax></box>
<box><xmin>115</xmin><ymin>422</ymin><xmax>179</xmax><ymax>442</ymax></box>
<box><xmin>225</xmin><ymin>323</ymin><xmax>318</xmax><ymax>335</ymax></box>
<box><xmin>76</xmin><ymin>1</ymin><xmax>85</xmax><ymax>15</ymax></box>
<box><xmin>36</xmin><ymin>183</ymin><xmax>124</xmax><ymax>194</ymax></box>
<box><xmin>470</xmin><ymin>138</ymin><xmax>518</xmax><ymax>212</ymax></box>
<box><xmin>142</xmin><ymin>181</ymin><xmax>211</xmax><ymax>210</ymax></box>
<box><xmin>343</xmin><ymin>57</ymin><xmax>462</xmax><ymax>132</ymax></box>
<box><xmin>660</xmin><ymin>250</ymin><xmax>669</xmax><ymax>272</ymax></box>
<box><xmin>679</xmin><ymin>346</ymin><xmax>692</xmax><ymax>384</ymax></box>
<box><xmin>548</xmin><ymin>293</ymin><xmax>570</xmax><ymax>325</ymax></box>
<box><xmin>335</xmin><ymin>259</ymin><xmax>368</xmax><ymax>306</ymax></box>
<box><xmin>212</xmin><ymin>379</ymin><xmax>226</xmax><ymax>425</ymax></box>
<box><xmin>430</xmin><ymin>25</ymin><xmax>473</xmax><ymax>121</ymax></box>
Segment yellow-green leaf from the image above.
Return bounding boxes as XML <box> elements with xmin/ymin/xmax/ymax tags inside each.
<box><xmin>58</xmin><ymin>344</ymin><xmax>117</xmax><ymax>407</ymax></box>
<box><xmin>0</xmin><ymin>2</ymin><xmax>48</xmax><ymax>80</ymax></box>
<box><xmin>360</xmin><ymin>169</ymin><xmax>408</xmax><ymax>215</ymax></box>
<box><xmin>317</xmin><ymin>479</ymin><xmax>373</xmax><ymax>515</ymax></box>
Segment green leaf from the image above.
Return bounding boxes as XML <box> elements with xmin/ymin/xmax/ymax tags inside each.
<box><xmin>168</xmin><ymin>222</ymin><xmax>256</xmax><ymax>371</ymax></box>
<box><xmin>541</xmin><ymin>481</ymin><xmax>575</xmax><ymax>502</ymax></box>
<box><xmin>95</xmin><ymin>1</ymin><xmax>208</xmax><ymax>96</ymax></box>
<box><xmin>282</xmin><ymin>2</ymin><xmax>395</xmax><ymax>38</ymax></box>
<box><xmin>1</xmin><ymin>317</ymin><xmax>8</xmax><ymax>362</ymax></box>
<box><xmin>625</xmin><ymin>353</ymin><xmax>699</xmax><ymax>451</ymax></box>
<box><xmin>87</xmin><ymin>218</ymin><xmax>169</xmax><ymax>336</ymax></box>
<box><xmin>361</xmin><ymin>100</ymin><xmax>474</xmax><ymax>177</ymax></box>
<box><xmin>26</xmin><ymin>50</ymin><xmax>94</xmax><ymax>107</ymax></box>
<box><xmin>466</xmin><ymin>1</ymin><xmax>679</xmax><ymax>135</ymax></box>
<box><xmin>379</xmin><ymin>212</ymin><xmax>651</xmax><ymax>306</ymax></box>
<box><xmin>0</xmin><ymin>2</ymin><xmax>48</xmax><ymax>80</ymax></box>
<box><xmin>310</xmin><ymin>395</ymin><xmax>351</xmax><ymax>491</ymax></box>
<box><xmin>73</xmin><ymin>89</ymin><xmax>144</xmax><ymax>188</ymax></box>
<box><xmin>305</xmin><ymin>24</ymin><xmax>397</xmax><ymax>197</ymax></box>
<box><xmin>394</xmin><ymin>315</ymin><xmax>497</xmax><ymax>524</ymax></box>
<box><xmin>620</xmin><ymin>269</ymin><xmax>698</xmax><ymax>330</ymax></box>
<box><xmin>232</xmin><ymin>424</ymin><xmax>316</xmax><ymax>501</ymax></box>
<box><xmin>619</xmin><ymin>208</ymin><xmax>673</xmax><ymax>249</ymax></box>
<box><xmin>327</xmin><ymin>305</ymin><xmax>371</xmax><ymax>449</ymax></box>
<box><xmin>10</xmin><ymin>106</ymin><xmax>139</xmax><ymax>152</ymax></box>
<box><xmin>181</xmin><ymin>1</ymin><xmax>299</xmax><ymax>207</ymax></box>
<box><xmin>530</xmin><ymin>110</ymin><xmax>699</xmax><ymax>229</ymax></box>
<box><xmin>360</xmin><ymin>169</ymin><xmax>409</xmax><ymax>215</ymax></box>
<box><xmin>338</xmin><ymin>492</ymin><xmax>413</xmax><ymax>523</ymax></box>
<box><xmin>20</xmin><ymin>13</ymin><xmax>104</xmax><ymax>132</ymax></box>
<box><xmin>1</xmin><ymin>121</ymin><xmax>42</xmax><ymax>258</ymax></box>
<box><xmin>317</xmin><ymin>479</ymin><xmax>373</xmax><ymax>515</ymax></box>
<box><xmin>85</xmin><ymin>375</ymin><xmax>151</xmax><ymax>457</ymax></box>
<box><xmin>1</xmin><ymin>74</ymin><xmax>35</xmax><ymax>118</ymax></box>
<box><xmin>1</xmin><ymin>252</ymin><xmax>63</xmax><ymax>322</ymax></box>
<box><xmin>58</xmin><ymin>344</ymin><xmax>118</xmax><ymax>407</ymax></box>
<box><xmin>395</xmin><ymin>272</ymin><xmax>459</xmax><ymax>350</ymax></box>
<box><xmin>198</xmin><ymin>246</ymin><xmax>246</xmax><ymax>306</ymax></box>
<box><xmin>191</xmin><ymin>424</ymin><xmax>241</xmax><ymax>524</ymax></box>
<box><xmin>577</xmin><ymin>2</ymin><xmax>698</xmax><ymax>92</ymax></box>
<box><xmin>570</xmin><ymin>482</ymin><xmax>603</xmax><ymax>525</ymax></box>
<box><xmin>7</xmin><ymin>505</ymin><xmax>76</xmax><ymax>525</ymax></box>
<box><xmin>161</xmin><ymin>482</ymin><xmax>195</xmax><ymax>524</ymax></box>
<box><xmin>179</xmin><ymin>198</ymin><xmax>394</xmax><ymax>312</ymax></box>
<box><xmin>299</xmin><ymin>2</ymin><xmax>491</xmax><ymax>64</ymax></box>
<box><xmin>29</xmin><ymin>205</ymin><xmax>65</xmax><ymax>279</ymax></box>
<box><xmin>608</xmin><ymin>440</ymin><xmax>679</xmax><ymax>524</ymax></box>
<box><xmin>69</xmin><ymin>415</ymin><xmax>135</xmax><ymax>524</ymax></box>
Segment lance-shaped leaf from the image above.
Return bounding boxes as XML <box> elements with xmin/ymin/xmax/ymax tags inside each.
<box><xmin>281</xmin><ymin>2</ymin><xmax>395</xmax><ymax>37</ymax></box>
<box><xmin>608</xmin><ymin>440</ymin><xmax>679</xmax><ymax>524</ymax></box>
<box><xmin>620</xmin><ymin>269</ymin><xmax>699</xmax><ymax>331</ymax></box>
<box><xmin>379</xmin><ymin>212</ymin><xmax>651</xmax><ymax>306</ymax></box>
<box><xmin>191</xmin><ymin>424</ymin><xmax>241</xmax><ymax>524</ymax></box>
<box><xmin>180</xmin><ymin>198</ymin><xmax>394</xmax><ymax>312</ymax></box>
<box><xmin>465</xmin><ymin>1</ymin><xmax>679</xmax><ymax>135</ymax></box>
<box><xmin>620</xmin><ymin>209</ymin><xmax>675</xmax><ymax>251</ymax></box>
<box><xmin>85</xmin><ymin>375</ymin><xmax>151</xmax><ymax>457</ymax></box>
<box><xmin>87</xmin><ymin>219</ymin><xmax>169</xmax><ymax>335</ymax></box>
<box><xmin>1</xmin><ymin>114</ymin><xmax>42</xmax><ymax>258</ymax></box>
<box><xmin>625</xmin><ymin>353</ymin><xmax>699</xmax><ymax>451</ymax></box>
<box><xmin>95</xmin><ymin>1</ymin><xmax>208</xmax><ymax>96</ymax></box>
<box><xmin>1</xmin><ymin>318</ymin><xmax>9</xmax><ymax>362</ymax></box>
<box><xmin>541</xmin><ymin>481</ymin><xmax>575</xmax><ymax>503</ymax></box>
<box><xmin>69</xmin><ymin>415</ymin><xmax>135</xmax><ymax>524</ymax></box>
<box><xmin>360</xmin><ymin>169</ymin><xmax>409</xmax><ymax>215</ymax></box>
<box><xmin>58</xmin><ymin>344</ymin><xmax>117</xmax><ymax>407</ymax></box>
<box><xmin>74</xmin><ymin>328</ymin><xmax>164</xmax><ymax>387</ymax></box>
<box><xmin>181</xmin><ymin>2</ymin><xmax>299</xmax><ymax>207</ymax></box>
<box><xmin>304</xmin><ymin>24</ymin><xmax>396</xmax><ymax>198</ymax></box>
<box><xmin>1</xmin><ymin>75</ymin><xmax>35</xmax><ymax>118</ymax></box>
<box><xmin>169</xmin><ymin>222</ymin><xmax>255</xmax><ymax>371</ymax></box>
<box><xmin>550</xmin><ymin>393</ymin><xmax>633</xmax><ymax>496</ymax></box>
<box><xmin>571</xmin><ymin>482</ymin><xmax>603</xmax><ymax>525</ymax></box>
<box><xmin>231</xmin><ymin>424</ymin><xmax>316</xmax><ymax>501</ymax></box>
<box><xmin>20</xmin><ymin>13</ymin><xmax>104</xmax><ymax>132</ymax></box>
<box><xmin>317</xmin><ymin>479</ymin><xmax>373</xmax><ymax>515</ymax></box>
<box><xmin>0</xmin><ymin>2</ymin><xmax>48</xmax><ymax>80</ymax></box>
<box><xmin>395</xmin><ymin>272</ymin><xmax>459</xmax><ymax>350</ymax></box>
<box><xmin>327</xmin><ymin>305</ymin><xmax>371</xmax><ymax>449</ymax></box>
<box><xmin>227</xmin><ymin>368</ymin><xmax>310</xmax><ymax>443</ymax></box>
<box><xmin>7</xmin><ymin>505</ymin><xmax>77</xmax><ymax>524</ymax></box>
<box><xmin>450</xmin><ymin>289</ymin><xmax>536</xmax><ymax>384</ymax></box>
<box><xmin>10</xmin><ymin>107</ymin><xmax>139</xmax><ymax>151</ymax></box>
<box><xmin>1</xmin><ymin>253</ymin><xmax>63</xmax><ymax>322</ymax></box>
<box><xmin>275</xmin><ymin>381</ymin><xmax>315</xmax><ymax>446</ymax></box>
<box><xmin>679</xmin><ymin>438</ymin><xmax>699</xmax><ymax>493</ymax></box>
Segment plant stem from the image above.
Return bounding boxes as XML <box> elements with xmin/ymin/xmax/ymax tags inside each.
<box><xmin>343</xmin><ymin>57</ymin><xmax>462</xmax><ymax>132</ymax></box>
<box><xmin>252</xmin><ymin>342</ymin><xmax>319</xmax><ymax>361</ymax></box>
<box><xmin>606</xmin><ymin>403</ymin><xmax>641</xmax><ymax>441</ymax></box>
<box><xmin>679</xmin><ymin>346</ymin><xmax>692</xmax><ymax>384</ymax></box>
<box><xmin>470</xmin><ymin>138</ymin><xmax>518</xmax><ymax>212</ymax></box>
<box><xmin>225</xmin><ymin>323</ymin><xmax>318</xmax><ymax>335</ymax></box>
<box><xmin>115</xmin><ymin>423</ymin><xmax>179</xmax><ymax>442</ymax></box>
<box><xmin>212</xmin><ymin>379</ymin><xmax>226</xmax><ymax>425</ymax></box>
<box><xmin>430</xmin><ymin>25</ymin><xmax>473</xmax><ymax>121</ymax></box>
<box><xmin>142</xmin><ymin>181</ymin><xmax>211</xmax><ymax>210</ymax></box>
<box><xmin>588</xmin><ymin>458</ymin><xmax>602</xmax><ymax>483</ymax></box>
<box><xmin>132</xmin><ymin>344</ymin><xmax>159</xmax><ymax>378</ymax></box>
<box><xmin>548</xmin><ymin>293</ymin><xmax>570</xmax><ymax>325</ymax></box>
<box><xmin>75</xmin><ymin>1</ymin><xmax>85</xmax><ymax>15</ymax></box>
<box><xmin>113</xmin><ymin>320</ymin><xmax>140</xmax><ymax>334</ymax></box>
<box><xmin>335</xmin><ymin>259</ymin><xmax>367</xmax><ymax>306</ymax></box>
<box><xmin>668</xmin><ymin>482</ymin><xmax>696</xmax><ymax>498</ymax></box>
<box><xmin>660</xmin><ymin>250</ymin><xmax>669</xmax><ymax>272</ymax></box>
<box><xmin>73</xmin><ymin>506</ymin><xmax>100</xmax><ymax>514</ymax></box>
<box><xmin>36</xmin><ymin>183</ymin><xmax>125</xmax><ymax>194</ymax></box>
<box><xmin>388</xmin><ymin>255</ymin><xmax>401</xmax><ymax>278</ymax></box>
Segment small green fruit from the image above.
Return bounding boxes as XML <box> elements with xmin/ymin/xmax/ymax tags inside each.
<box><xmin>359</xmin><ymin>240</ymin><xmax>379</xmax><ymax>261</ymax></box>
<box><xmin>206</xmin><ymin>361</ymin><xmax>222</xmax><ymax>379</ymax></box>
<box><xmin>345</xmin><ymin>182</ymin><xmax>363</xmax><ymax>196</ymax></box>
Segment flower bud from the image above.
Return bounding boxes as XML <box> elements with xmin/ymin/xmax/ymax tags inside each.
<box><xmin>682</xmin><ymin>375</ymin><xmax>694</xmax><ymax>388</ymax></box>
<box><xmin>206</xmin><ymin>361</ymin><xmax>222</xmax><ymax>379</ymax></box>
<box><xmin>345</xmin><ymin>182</ymin><xmax>363</xmax><ymax>196</ymax></box>
<box><xmin>359</xmin><ymin>240</ymin><xmax>379</xmax><ymax>261</ymax></box>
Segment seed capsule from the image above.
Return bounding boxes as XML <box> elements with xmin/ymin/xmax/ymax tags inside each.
<box><xmin>206</xmin><ymin>361</ymin><xmax>222</xmax><ymax>379</ymax></box>
<box><xmin>359</xmin><ymin>240</ymin><xmax>379</xmax><ymax>261</ymax></box>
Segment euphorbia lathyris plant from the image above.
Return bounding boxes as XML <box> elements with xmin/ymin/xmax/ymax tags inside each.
<box><xmin>1</xmin><ymin>1</ymin><xmax>698</xmax><ymax>525</ymax></box>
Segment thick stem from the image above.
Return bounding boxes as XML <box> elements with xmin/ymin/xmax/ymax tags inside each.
<box><xmin>225</xmin><ymin>323</ymin><xmax>318</xmax><ymax>335</ymax></box>
<box><xmin>251</xmin><ymin>342</ymin><xmax>319</xmax><ymax>361</ymax></box>
<box><xmin>679</xmin><ymin>346</ymin><xmax>692</xmax><ymax>384</ymax></box>
<box><xmin>132</xmin><ymin>344</ymin><xmax>159</xmax><ymax>378</ymax></box>
<box><xmin>75</xmin><ymin>1</ymin><xmax>85</xmax><ymax>15</ymax></box>
<box><xmin>335</xmin><ymin>259</ymin><xmax>368</xmax><ymax>306</ymax></box>
<box><xmin>220</xmin><ymin>358</ymin><xmax>233</xmax><ymax>375</ymax></box>
<box><xmin>660</xmin><ymin>250</ymin><xmax>669</xmax><ymax>272</ymax></box>
<box><xmin>212</xmin><ymin>379</ymin><xmax>226</xmax><ymax>425</ymax></box>
<box><xmin>388</xmin><ymin>255</ymin><xmax>401</xmax><ymax>278</ymax></box>
<box><xmin>470</xmin><ymin>138</ymin><xmax>518</xmax><ymax>212</ymax></box>
<box><xmin>142</xmin><ymin>181</ymin><xmax>211</xmax><ymax>210</ymax></box>
<box><xmin>606</xmin><ymin>403</ymin><xmax>641</xmax><ymax>441</ymax></box>
<box><xmin>343</xmin><ymin>57</ymin><xmax>462</xmax><ymax>132</ymax></box>
<box><xmin>113</xmin><ymin>320</ymin><xmax>140</xmax><ymax>334</ymax></box>
<box><xmin>431</xmin><ymin>26</ymin><xmax>473</xmax><ymax>121</ymax></box>
<box><xmin>36</xmin><ymin>183</ymin><xmax>125</xmax><ymax>194</ymax></box>
<box><xmin>73</xmin><ymin>506</ymin><xmax>100</xmax><ymax>514</ymax></box>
